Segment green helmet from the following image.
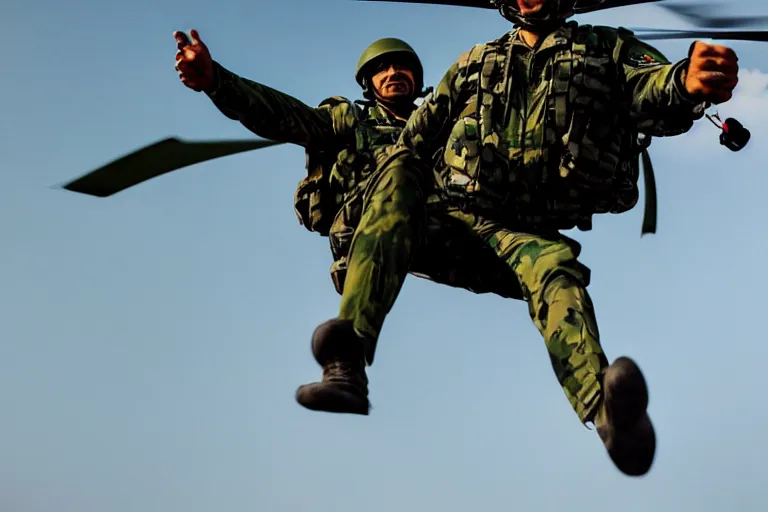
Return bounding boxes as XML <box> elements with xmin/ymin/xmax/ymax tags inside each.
<box><xmin>355</xmin><ymin>37</ymin><xmax>424</xmax><ymax>96</ymax></box>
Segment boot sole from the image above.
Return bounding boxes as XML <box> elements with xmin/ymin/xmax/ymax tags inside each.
<box><xmin>604</xmin><ymin>413</ymin><xmax>656</xmax><ymax>477</ymax></box>
<box><xmin>295</xmin><ymin>383</ymin><xmax>370</xmax><ymax>416</ymax></box>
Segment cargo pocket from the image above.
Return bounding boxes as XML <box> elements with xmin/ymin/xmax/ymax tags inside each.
<box><xmin>327</xmin><ymin>204</ymin><xmax>358</xmax><ymax>295</ymax></box>
<box><xmin>443</xmin><ymin>116</ymin><xmax>481</xmax><ymax>192</ymax></box>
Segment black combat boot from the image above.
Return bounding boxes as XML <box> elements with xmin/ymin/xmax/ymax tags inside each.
<box><xmin>594</xmin><ymin>356</ymin><xmax>657</xmax><ymax>476</ymax></box>
<box><xmin>295</xmin><ymin>318</ymin><xmax>371</xmax><ymax>415</ymax></box>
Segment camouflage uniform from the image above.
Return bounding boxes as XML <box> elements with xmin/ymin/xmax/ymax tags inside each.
<box><xmin>372</xmin><ymin>20</ymin><xmax>705</xmax><ymax>475</ymax></box>
<box><xmin>203</xmin><ymin>41</ymin><xmax>517</xmax><ymax>412</ymax></box>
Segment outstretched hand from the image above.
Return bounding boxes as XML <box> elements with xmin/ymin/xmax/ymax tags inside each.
<box><xmin>174</xmin><ymin>29</ymin><xmax>215</xmax><ymax>92</ymax></box>
<box><xmin>684</xmin><ymin>41</ymin><xmax>739</xmax><ymax>105</ymax></box>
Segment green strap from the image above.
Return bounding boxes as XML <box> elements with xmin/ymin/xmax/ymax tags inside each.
<box><xmin>640</xmin><ymin>148</ymin><xmax>657</xmax><ymax>236</ymax></box>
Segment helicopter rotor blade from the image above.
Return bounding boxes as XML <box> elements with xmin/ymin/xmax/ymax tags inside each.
<box><xmin>572</xmin><ymin>0</ymin><xmax>662</xmax><ymax>14</ymax></box>
<box><xmin>355</xmin><ymin>0</ymin><xmax>493</xmax><ymax>9</ymax></box>
<box><xmin>353</xmin><ymin>0</ymin><xmax>767</xmax><ymax>21</ymax></box>
<box><xmin>660</xmin><ymin>3</ymin><xmax>768</xmax><ymax>29</ymax></box>
<box><xmin>629</xmin><ymin>27</ymin><xmax>702</xmax><ymax>32</ymax></box>
<box><xmin>637</xmin><ymin>29</ymin><xmax>768</xmax><ymax>42</ymax></box>
<box><xmin>60</xmin><ymin>137</ymin><xmax>284</xmax><ymax>197</ymax></box>
<box><xmin>353</xmin><ymin>0</ymin><xmax>662</xmax><ymax>14</ymax></box>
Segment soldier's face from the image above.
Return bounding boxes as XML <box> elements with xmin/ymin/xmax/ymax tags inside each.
<box><xmin>370</xmin><ymin>62</ymin><xmax>415</xmax><ymax>100</ymax></box>
<box><xmin>516</xmin><ymin>0</ymin><xmax>547</xmax><ymax>15</ymax></box>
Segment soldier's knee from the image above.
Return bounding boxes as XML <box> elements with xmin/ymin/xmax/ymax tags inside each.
<box><xmin>513</xmin><ymin>238</ymin><xmax>572</xmax><ymax>273</ymax></box>
<box><xmin>513</xmin><ymin>238</ymin><xmax>591</xmax><ymax>294</ymax></box>
<box><xmin>373</xmin><ymin>145</ymin><xmax>412</xmax><ymax>178</ymax></box>
<box><xmin>376</xmin><ymin>145</ymin><xmax>431</xmax><ymax>188</ymax></box>
<box><xmin>366</xmin><ymin>169</ymin><xmax>426</xmax><ymax>221</ymax></box>
<box><xmin>378</xmin><ymin>144</ymin><xmax>414</xmax><ymax>166</ymax></box>
<box><xmin>539</xmin><ymin>261</ymin><xmax>591</xmax><ymax>298</ymax></box>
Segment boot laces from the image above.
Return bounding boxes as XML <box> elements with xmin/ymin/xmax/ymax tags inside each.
<box><xmin>323</xmin><ymin>359</ymin><xmax>368</xmax><ymax>389</ymax></box>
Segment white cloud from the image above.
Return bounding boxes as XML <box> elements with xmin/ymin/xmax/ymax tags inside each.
<box><xmin>734</xmin><ymin>68</ymin><xmax>768</xmax><ymax>97</ymax></box>
<box><xmin>719</xmin><ymin>68</ymin><xmax>768</xmax><ymax>126</ymax></box>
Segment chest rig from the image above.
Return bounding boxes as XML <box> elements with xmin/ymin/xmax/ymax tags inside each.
<box><xmin>444</xmin><ymin>23</ymin><xmax>645</xmax><ymax>230</ymax></box>
<box><xmin>294</xmin><ymin>97</ymin><xmax>404</xmax><ymax>236</ymax></box>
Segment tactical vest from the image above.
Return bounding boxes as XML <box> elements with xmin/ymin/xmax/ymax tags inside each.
<box><xmin>293</xmin><ymin>97</ymin><xmax>404</xmax><ymax>236</ymax></box>
<box><xmin>442</xmin><ymin>23</ymin><xmax>649</xmax><ymax>230</ymax></box>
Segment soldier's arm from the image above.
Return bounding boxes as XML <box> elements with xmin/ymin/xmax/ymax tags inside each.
<box><xmin>615</xmin><ymin>30</ymin><xmax>706</xmax><ymax>136</ymax></box>
<box><xmin>204</xmin><ymin>62</ymin><xmax>338</xmax><ymax>147</ymax></box>
<box><xmin>397</xmin><ymin>49</ymin><xmax>474</xmax><ymax>160</ymax></box>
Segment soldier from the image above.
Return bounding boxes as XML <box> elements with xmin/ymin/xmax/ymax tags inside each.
<box><xmin>328</xmin><ymin>0</ymin><xmax>739</xmax><ymax>476</ymax></box>
<box><xmin>174</xmin><ymin>31</ymin><xmax>516</xmax><ymax>416</ymax></box>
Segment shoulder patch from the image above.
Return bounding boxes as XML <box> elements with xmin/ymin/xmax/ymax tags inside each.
<box><xmin>625</xmin><ymin>40</ymin><xmax>671</xmax><ymax>67</ymax></box>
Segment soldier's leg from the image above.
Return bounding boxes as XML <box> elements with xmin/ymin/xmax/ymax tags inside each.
<box><xmin>295</xmin><ymin>149</ymin><xmax>426</xmax><ymax>415</ymax></box>
<box><xmin>465</xmin><ymin>215</ymin><xmax>656</xmax><ymax>476</ymax></box>
<box><xmin>408</xmin><ymin>205</ymin><xmax>522</xmax><ymax>299</ymax></box>
<box><xmin>336</xmin><ymin>153</ymin><xmax>424</xmax><ymax>349</ymax></box>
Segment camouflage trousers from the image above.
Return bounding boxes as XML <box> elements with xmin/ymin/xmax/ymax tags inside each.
<box><xmin>330</xmin><ymin>149</ymin><xmax>609</xmax><ymax>424</ymax></box>
<box><xmin>329</xmin><ymin>150</ymin><xmax>518</xmax><ymax>364</ymax></box>
<box><xmin>438</xmin><ymin>208</ymin><xmax>608</xmax><ymax>424</ymax></box>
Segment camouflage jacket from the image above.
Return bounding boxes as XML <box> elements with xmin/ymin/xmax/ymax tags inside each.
<box><xmin>205</xmin><ymin>63</ymin><xmax>409</xmax><ymax>235</ymax></box>
<box><xmin>399</xmin><ymin>22</ymin><xmax>706</xmax><ymax>231</ymax></box>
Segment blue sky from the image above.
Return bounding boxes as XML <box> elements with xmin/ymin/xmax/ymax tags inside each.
<box><xmin>2</xmin><ymin>0</ymin><xmax>767</xmax><ymax>511</ymax></box>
